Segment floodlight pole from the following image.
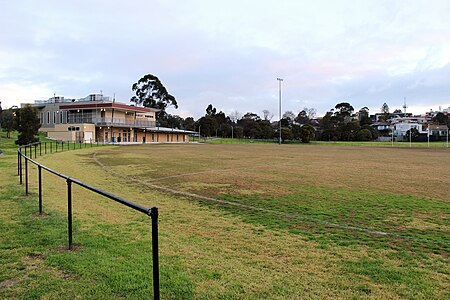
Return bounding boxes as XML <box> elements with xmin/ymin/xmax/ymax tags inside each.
<box><xmin>277</xmin><ymin>78</ymin><xmax>283</xmax><ymax>145</ymax></box>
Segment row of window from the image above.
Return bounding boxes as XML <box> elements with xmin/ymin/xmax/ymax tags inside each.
<box><xmin>41</xmin><ymin>111</ymin><xmax>68</xmax><ymax>125</ymax></box>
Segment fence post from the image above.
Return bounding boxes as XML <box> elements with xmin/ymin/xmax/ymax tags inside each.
<box><xmin>19</xmin><ymin>152</ymin><xmax>23</xmax><ymax>184</ymax></box>
<box><xmin>17</xmin><ymin>151</ymin><xmax>20</xmax><ymax>176</ymax></box>
<box><xmin>150</xmin><ymin>206</ymin><xmax>160</xmax><ymax>300</ymax></box>
<box><xmin>56</xmin><ymin>141</ymin><xmax>58</xmax><ymax>152</ymax></box>
<box><xmin>34</xmin><ymin>144</ymin><xmax>37</xmax><ymax>158</ymax></box>
<box><xmin>67</xmin><ymin>178</ymin><xmax>73</xmax><ymax>250</ymax></box>
<box><xmin>25</xmin><ymin>146</ymin><xmax>27</xmax><ymax>157</ymax></box>
<box><xmin>25</xmin><ymin>157</ymin><xmax>29</xmax><ymax>196</ymax></box>
<box><xmin>50</xmin><ymin>142</ymin><xmax>52</xmax><ymax>153</ymax></box>
<box><xmin>39</xmin><ymin>142</ymin><xmax>42</xmax><ymax>156</ymax></box>
<box><xmin>38</xmin><ymin>165</ymin><xmax>42</xmax><ymax>214</ymax></box>
<box><xmin>45</xmin><ymin>142</ymin><xmax>47</xmax><ymax>154</ymax></box>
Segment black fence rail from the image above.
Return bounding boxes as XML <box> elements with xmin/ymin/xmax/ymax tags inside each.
<box><xmin>17</xmin><ymin>141</ymin><xmax>160</xmax><ymax>299</ymax></box>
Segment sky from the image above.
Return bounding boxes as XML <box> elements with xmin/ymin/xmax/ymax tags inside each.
<box><xmin>1</xmin><ymin>0</ymin><xmax>450</xmax><ymax>120</ymax></box>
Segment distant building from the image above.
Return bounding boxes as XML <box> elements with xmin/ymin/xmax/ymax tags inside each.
<box><xmin>28</xmin><ymin>94</ymin><xmax>193</xmax><ymax>143</ymax></box>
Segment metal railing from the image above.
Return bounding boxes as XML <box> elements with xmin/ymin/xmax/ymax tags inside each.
<box><xmin>17</xmin><ymin>140</ymin><xmax>160</xmax><ymax>299</ymax></box>
<box><xmin>65</xmin><ymin>116</ymin><xmax>156</xmax><ymax>128</ymax></box>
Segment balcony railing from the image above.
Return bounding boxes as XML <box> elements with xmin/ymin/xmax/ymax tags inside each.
<box><xmin>66</xmin><ymin>116</ymin><xmax>156</xmax><ymax>128</ymax></box>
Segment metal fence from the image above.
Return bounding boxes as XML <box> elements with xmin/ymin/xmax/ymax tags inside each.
<box><xmin>17</xmin><ymin>140</ymin><xmax>160</xmax><ymax>299</ymax></box>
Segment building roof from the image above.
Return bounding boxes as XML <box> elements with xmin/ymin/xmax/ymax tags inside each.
<box><xmin>59</xmin><ymin>102</ymin><xmax>159</xmax><ymax>113</ymax></box>
<box><xmin>145</xmin><ymin>127</ymin><xmax>196</xmax><ymax>134</ymax></box>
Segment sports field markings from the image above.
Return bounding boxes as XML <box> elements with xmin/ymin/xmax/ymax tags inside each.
<box><xmin>92</xmin><ymin>152</ymin><xmax>450</xmax><ymax>247</ymax></box>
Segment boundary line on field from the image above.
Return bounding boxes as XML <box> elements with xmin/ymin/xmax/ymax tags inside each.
<box><xmin>92</xmin><ymin>152</ymin><xmax>450</xmax><ymax>247</ymax></box>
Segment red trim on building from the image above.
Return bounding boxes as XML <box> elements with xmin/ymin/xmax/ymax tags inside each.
<box><xmin>59</xmin><ymin>103</ymin><xmax>158</xmax><ymax>113</ymax></box>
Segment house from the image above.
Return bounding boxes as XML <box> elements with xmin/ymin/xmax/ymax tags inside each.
<box><xmin>29</xmin><ymin>94</ymin><xmax>193</xmax><ymax>143</ymax></box>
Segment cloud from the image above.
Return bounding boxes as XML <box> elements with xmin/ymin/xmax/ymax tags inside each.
<box><xmin>1</xmin><ymin>0</ymin><xmax>449</xmax><ymax>119</ymax></box>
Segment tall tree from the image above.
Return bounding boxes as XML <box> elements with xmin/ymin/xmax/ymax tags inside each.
<box><xmin>295</xmin><ymin>110</ymin><xmax>309</xmax><ymax>124</ymax></box>
<box><xmin>298</xmin><ymin>124</ymin><xmax>316</xmax><ymax>143</ymax></box>
<box><xmin>130</xmin><ymin>74</ymin><xmax>178</xmax><ymax>111</ymax></box>
<box><xmin>358</xmin><ymin>107</ymin><xmax>372</xmax><ymax>126</ymax></box>
<box><xmin>0</xmin><ymin>108</ymin><xmax>15</xmax><ymax>138</ymax></box>
<box><xmin>334</xmin><ymin>102</ymin><xmax>354</xmax><ymax>120</ymax></box>
<box><xmin>229</xmin><ymin>110</ymin><xmax>242</xmax><ymax>124</ymax></box>
<box><xmin>433</xmin><ymin>112</ymin><xmax>449</xmax><ymax>126</ymax></box>
<box><xmin>262</xmin><ymin>109</ymin><xmax>273</xmax><ymax>121</ymax></box>
<box><xmin>15</xmin><ymin>105</ymin><xmax>41</xmax><ymax>145</ymax></box>
<box><xmin>206</xmin><ymin>104</ymin><xmax>217</xmax><ymax>116</ymax></box>
<box><xmin>381</xmin><ymin>102</ymin><xmax>390</xmax><ymax>114</ymax></box>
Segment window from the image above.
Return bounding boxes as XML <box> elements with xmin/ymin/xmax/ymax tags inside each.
<box><xmin>53</xmin><ymin>111</ymin><xmax>56</xmax><ymax>124</ymax></box>
<box><xmin>47</xmin><ymin>112</ymin><xmax>50</xmax><ymax>124</ymax></box>
<box><xmin>60</xmin><ymin>111</ymin><xmax>63</xmax><ymax>123</ymax></box>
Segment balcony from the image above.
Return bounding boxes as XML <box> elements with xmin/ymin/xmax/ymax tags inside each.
<box><xmin>67</xmin><ymin>116</ymin><xmax>156</xmax><ymax>128</ymax></box>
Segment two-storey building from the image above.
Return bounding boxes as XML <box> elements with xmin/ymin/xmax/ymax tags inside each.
<box><xmin>31</xmin><ymin>94</ymin><xmax>192</xmax><ymax>143</ymax></box>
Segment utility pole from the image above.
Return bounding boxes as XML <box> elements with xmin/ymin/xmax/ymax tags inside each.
<box><xmin>277</xmin><ymin>78</ymin><xmax>283</xmax><ymax>145</ymax></box>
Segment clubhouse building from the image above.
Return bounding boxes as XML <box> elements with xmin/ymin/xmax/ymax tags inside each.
<box><xmin>30</xmin><ymin>94</ymin><xmax>193</xmax><ymax>143</ymax></box>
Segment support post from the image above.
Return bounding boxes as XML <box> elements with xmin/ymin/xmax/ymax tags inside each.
<box><xmin>17</xmin><ymin>151</ymin><xmax>20</xmax><ymax>176</ymax></box>
<box><xmin>25</xmin><ymin>158</ymin><xmax>29</xmax><ymax>195</ymax></box>
<box><xmin>35</xmin><ymin>144</ymin><xmax>37</xmax><ymax>158</ymax></box>
<box><xmin>19</xmin><ymin>152</ymin><xmax>23</xmax><ymax>184</ymax></box>
<box><xmin>38</xmin><ymin>165</ymin><xmax>42</xmax><ymax>214</ymax></box>
<box><xmin>151</xmin><ymin>207</ymin><xmax>160</xmax><ymax>300</ymax></box>
<box><xmin>39</xmin><ymin>142</ymin><xmax>42</xmax><ymax>156</ymax></box>
<box><xmin>56</xmin><ymin>142</ymin><xmax>58</xmax><ymax>152</ymax></box>
<box><xmin>67</xmin><ymin>179</ymin><xmax>73</xmax><ymax>250</ymax></box>
<box><xmin>45</xmin><ymin>142</ymin><xmax>47</xmax><ymax>154</ymax></box>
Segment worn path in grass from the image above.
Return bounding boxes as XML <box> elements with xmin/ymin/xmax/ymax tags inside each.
<box><xmin>1</xmin><ymin>141</ymin><xmax>449</xmax><ymax>299</ymax></box>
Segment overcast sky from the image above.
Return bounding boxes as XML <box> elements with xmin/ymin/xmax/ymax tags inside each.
<box><xmin>1</xmin><ymin>0</ymin><xmax>449</xmax><ymax>119</ymax></box>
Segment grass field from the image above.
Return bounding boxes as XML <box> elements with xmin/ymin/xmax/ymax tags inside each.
<box><xmin>1</xmin><ymin>136</ymin><xmax>449</xmax><ymax>299</ymax></box>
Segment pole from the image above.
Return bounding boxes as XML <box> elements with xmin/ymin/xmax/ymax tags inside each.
<box><xmin>17</xmin><ymin>151</ymin><xmax>20</xmax><ymax>176</ymax></box>
<box><xmin>427</xmin><ymin>127</ymin><xmax>430</xmax><ymax>148</ymax></box>
<box><xmin>25</xmin><ymin>158</ymin><xmax>28</xmax><ymax>195</ymax></box>
<box><xmin>45</xmin><ymin>142</ymin><xmax>47</xmax><ymax>154</ymax></box>
<box><xmin>67</xmin><ymin>179</ymin><xmax>73</xmax><ymax>250</ymax></box>
<box><xmin>39</xmin><ymin>142</ymin><xmax>42</xmax><ymax>156</ymax></box>
<box><xmin>151</xmin><ymin>207</ymin><xmax>160</xmax><ymax>300</ymax></box>
<box><xmin>35</xmin><ymin>144</ymin><xmax>37</xmax><ymax>158</ymax></box>
<box><xmin>38</xmin><ymin>165</ymin><xmax>42</xmax><ymax>214</ymax></box>
<box><xmin>19</xmin><ymin>152</ymin><xmax>23</xmax><ymax>184</ymax></box>
<box><xmin>277</xmin><ymin>78</ymin><xmax>283</xmax><ymax>145</ymax></box>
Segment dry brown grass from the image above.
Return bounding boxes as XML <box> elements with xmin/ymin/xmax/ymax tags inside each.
<box><xmin>13</xmin><ymin>143</ymin><xmax>449</xmax><ymax>299</ymax></box>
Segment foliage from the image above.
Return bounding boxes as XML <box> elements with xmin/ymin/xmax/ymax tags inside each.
<box><xmin>280</xmin><ymin>127</ymin><xmax>293</xmax><ymax>142</ymax></box>
<box><xmin>130</xmin><ymin>74</ymin><xmax>178</xmax><ymax>111</ymax></box>
<box><xmin>356</xmin><ymin>129</ymin><xmax>373</xmax><ymax>141</ymax></box>
<box><xmin>358</xmin><ymin>107</ymin><xmax>372</xmax><ymax>126</ymax></box>
<box><xmin>405</xmin><ymin>128</ymin><xmax>420</xmax><ymax>142</ymax></box>
<box><xmin>0</xmin><ymin>107</ymin><xmax>16</xmax><ymax>138</ymax></box>
<box><xmin>432</xmin><ymin>112</ymin><xmax>449</xmax><ymax>126</ymax></box>
<box><xmin>298</xmin><ymin>124</ymin><xmax>316</xmax><ymax>143</ymax></box>
<box><xmin>15</xmin><ymin>105</ymin><xmax>41</xmax><ymax>145</ymax></box>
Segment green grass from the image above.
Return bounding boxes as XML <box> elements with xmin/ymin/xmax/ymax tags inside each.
<box><xmin>1</xmin><ymin>135</ymin><xmax>449</xmax><ymax>299</ymax></box>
